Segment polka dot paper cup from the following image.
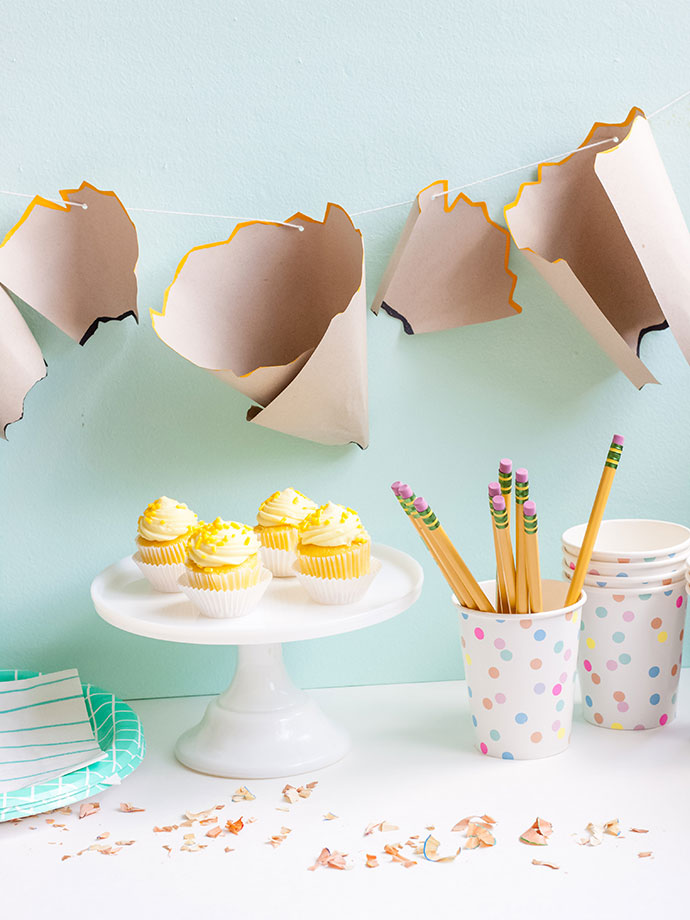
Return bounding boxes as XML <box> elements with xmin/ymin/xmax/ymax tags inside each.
<box><xmin>562</xmin><ymin>519</ymin><xmax>690</xmax><ymax>564</ymax></box>
<box><xmin>453</xmin><ymin>579</ymin><xmax>585</xmax><ymax>760</ymax></box>
<box><xmin>578</xmin><ymin>581</ymin><xmax>686</xmax><ymax>730</ymax></box>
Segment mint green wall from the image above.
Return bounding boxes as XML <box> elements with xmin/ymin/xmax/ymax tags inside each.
<box><xmin>1</xmin><ymin>1</ymin><xmax>689</xmax><ymax>698</ymax></box>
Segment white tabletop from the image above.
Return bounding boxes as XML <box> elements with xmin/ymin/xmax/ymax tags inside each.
<box><xmin>90</xmin><ymin>543</ymin><xmax>422</xmax><ymax>644</ymax></box>
<box><xmin>2</xmin><ymin>673</ymin><xmax>687</xmax><ymax>918</ymax></box>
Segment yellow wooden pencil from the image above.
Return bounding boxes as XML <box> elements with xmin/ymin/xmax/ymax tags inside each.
<box><xmin>491</xmin><ymin>495</ymin><xmax>516</xmax><ymax>613</ymax></box>
<box><xmin>514</xmin><ymin>468</ymin><xmax>530</xmax><ymax>615</ymax></box>
<box><xmin>489</xmin><ymin>482</ymin><xmax>509</xmax><ymax>613</ymax></box>
<box><xmin>566</xmin><ymin>435</ymin><xmax>624</xmax><ymax>606</ymax></box>
<box><xmin>522</xmin><ymin>499</ymin><xmax>543</xmax><ymax>613</ymax></box>
<box><xmin>392</xmin><ymin>482</ymin><xmax>472</xmax><ymax>607</ymax></box>
<box><xmin>414</xmin><ymin>496</ymin><xmax>495</xmax><ymax>613</ymax></box>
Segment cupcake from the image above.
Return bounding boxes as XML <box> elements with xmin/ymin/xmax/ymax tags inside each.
<box><xmin>133</xmin><ymin>496</ymin><xmax>198</xmax><ymax>593</ymax></box>
<box><xmin>179</xmin><ymin>518</ymin><xmax>272</xmax><ymax>618</ymax></box>
<box><xmin>295</xmin><ymin>503</ymin><xmax>379</xmax><ymax>604</ymax></box>
<box><xmin>255</xmin><ymin>488</ymin><xmax>317</xmax><ymax>576</ymax></box>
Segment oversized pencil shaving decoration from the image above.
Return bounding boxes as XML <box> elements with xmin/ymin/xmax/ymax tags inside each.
<box><xmin>499</xmin><ymin>459</ymin><xmax>513</xmax><ymax>524</ymax></box>
<box><xmin>515</xmin><ymin>468</ymin><xmax>530</xmax><ymax>615</ymax></box>
<box><xmin>491</xmin><ymin>495</ymin><xmax>517</xmax><ymax>613</ymax></box>
<box><xmin>413</xmin><ymin>497</ymin><xmax>494</xmax><ymax>613</ymax></box>
<box><xmin>488</xmin><ymin>482</ymin><xmax>509</xmax><ymax>614</ymax></box>
<box><xmin>522</xmin><ymin>499</ymin><xmax>543</xmax><ymax>613</ymax></box>
<box><xmin>393</xmin><ymin>482</ymin><xmax>471</xmax><ymax>606</ymax></box>
<box><xmin>565</xmin><ymin>434</ymin><xmax>625</xmax><ymax>606</ymax></box>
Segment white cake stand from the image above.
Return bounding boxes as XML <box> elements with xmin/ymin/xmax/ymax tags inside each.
<box><xmin>90</xmin><ymin>544</ymin><xmax>423</xmax><ymax>779</ymax></box>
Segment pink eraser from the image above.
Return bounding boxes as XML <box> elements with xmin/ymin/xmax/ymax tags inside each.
<box><xmin>499</xmin><ymin>458</ymin><xmax>512</xmax><ymax>474</ymax></box>
<box><xmin>391</xmin><ymin>481</ymin><xmax>402</xmax><ymax>495</ymax></box>
<box><xmin>413</xmin><ymin>497</ymin><xmax>429</xmax><ymax>513</ymax></box>
<box><xmin>398</xmin><ymin>483</ymin><xmax>413</xmax><ymax>499</ymax></box>
<box><xmin>612</xmin><ymin>434</ymin><xmax>624</xmax><ymax>446</ymax></box>
<box><xmin>488</xmin><ymin>481</ymin><xmax>501</xmax><ymax>497</ymax></box>
<box><xmin>515</xmin><ymin>468</ymin><xmax>528</xmax><ymax>482</ymax></box>
<box><xmin>523</xmin><ymin>499</ymin><xmax>536</xmax><ymax>516</ymax></box>
<box><xmin>492</xmin><ymin>495</ymin><xmax>506</xmax><ymax>512</ymax></box>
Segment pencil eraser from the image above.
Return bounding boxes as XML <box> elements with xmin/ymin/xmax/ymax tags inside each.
<box><xmin>488</xmin><ymin>481</ymin><xmax>501</xmax><ymax>496</ymax></box>
<box><xmin>523</xmin><ymin>499</ymin><xmax>536</xmax><ymax>516</ymax></box>
<box><xmin>612</xmin><ymin>434</ymin><xmax>624</xmax><ymax>446</ymax></box>
<box><xmin>492</xmin><ymin>495</ymin><xmax>506</xmax><ymax>512</ymax></box>
<box><xmin>515</xmin><ymin>468</ymin><xmax>528</xmax><ymax>482</ymax></box>
<box><xmin>413</xmin><ymin>497</ymin><xmax>429</xmax><ymax>513</ymax></box>
<box><xmin>398</xmin><ymin>483</ymin><xmax>413</xmax><ymax>499</ymax></box>
<box><xmin>391</xmin><ymin>481</ymin><xmax>402</xmax><ymax>495</ymax></box>
<box><xmin>499</xmin><ymin>458</ymin><xmax>512</xmax><ymax>474</ymax></box>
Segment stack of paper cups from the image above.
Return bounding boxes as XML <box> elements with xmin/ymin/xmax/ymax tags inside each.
<box><xmin>562</xmin><ymin>520</ymin><xmax>690</xmax><ymax>730</ymax></box>
<box><xmin>453</xmin><ymin>580</ymin><xmax>585</xmax><ymax>760</ymax></box>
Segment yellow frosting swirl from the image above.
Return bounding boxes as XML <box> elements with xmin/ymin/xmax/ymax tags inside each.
<box><xmin>137</xmin><ymin>496</ymin><xmax>198</xmax><ymax>542</ymax></box>
<box><xmin>187</xmin><ymin>518</ymin><xmax>260</xmax><ymax>568</ymax></box>
<box><xmin>298</xmin><ymin>502</ymin><xmax>369</xmax><ymax>547</ymax></box>
<box><xmin>256</xmin><ymin>488</ymin><xmax>317</xmax><ymax>528</ymax></box>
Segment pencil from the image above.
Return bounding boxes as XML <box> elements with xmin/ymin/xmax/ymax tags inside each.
<box><xmin>491</xmin><ymin>495</ymin><xmax>517</xmax><ymax>613</ymax></box>
<box><xmin>515</xmin><ymin>468</ymin><xmax>529</xmax><ymax>615</ymax></box>
<box><xmin>488</xmin><ymin>481</ymin><xmax>509</xmax><ymax>613</ymax></box>
<box><xmin>392</xmin><ymin>482</ymin><xmax>472</xmax><ymax>608</ymax></box>
<box><xmin>499</xmin><ymin>459</ymin><xmax>513</xmax><ymax>524</ymax></box>
<box><xmin>522</xmin><ymin>499</ymin><xmax>543</xmax><ymax>613</ymax></box>
<box><xmin>565</xmin><ymin>435</ymin><xmax>624</xmax><ymax>606</ymax></box>
<box><xmin>413</xmin><ymin>496</ymin><xmax>495</xmax><ymax>613</ymax></box>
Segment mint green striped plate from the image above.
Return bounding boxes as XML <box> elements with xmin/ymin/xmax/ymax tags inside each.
<box><xmin>0</xmin><ymin>670</ymin><xmax>145</xmax><ymax>822</ymax></box>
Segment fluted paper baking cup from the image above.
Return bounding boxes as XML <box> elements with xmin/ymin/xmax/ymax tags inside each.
<box><xmin>260</xmin><ymin>546</ymin><xmax>298</xmax><ymax>577</ymax></box>
<box><xmin>133</xmin><ymin>552</ymin><xmax>185</xmax><ymax>593</ymax></box>
<box><xmin>178</xmin><ymin>567</ymin><xmax>272</xmax><ymax>618</ymax></box>
<box><xmin>293</xmin><ymin>558</ymin><xmax>382</xmax><ymax>605</ymax></box>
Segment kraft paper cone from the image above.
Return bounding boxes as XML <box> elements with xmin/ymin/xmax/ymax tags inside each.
<box><xmin>0</xmin><ymin>286</ymin><xmax>46</xmax><ymax>438</ymax></box>
<box><xmin>505</xmin><ymin>108</ymin><xmax>690</xmax><ymax>389</ymax></box>
<box><xmin>151</xmin><ymin>203</ymin><xmax>368</xmax><ymax>447</ymax></box>
<box><xmin>0</xmin><ymin>182</ymin><xmax>138</xmax><ymax>344</ymax></box>
<box><xmin>372</xmin><ymin>180</ymin><xmax>520</xmax><ymax>333</ymax></box>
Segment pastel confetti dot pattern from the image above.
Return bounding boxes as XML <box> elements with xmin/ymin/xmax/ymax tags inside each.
<box><xmin>577</xmin><ymin>582</ymin><xmax>686</xmax><ymax>730</ymax></box>
<box><xmin>455</xmin><ymin>579</ymin><xmax>583</xmax><ymax>760</ymax></box>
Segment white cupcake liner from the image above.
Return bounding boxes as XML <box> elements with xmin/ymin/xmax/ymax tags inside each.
<box><xmin>177</xmin><ymin>567</ymin><xmax>272</xmax><ymax>618</ymax></box>
<box><xmin>133</xmin><ymin>552</ymin><xmax>185</xmax><ymax>593</ymax></box>
<box><xmin>260</xmin><ymin>546</ymin><xmax>298</xmax><ymax>577</ymax></box>
<box><xmin>292</xmin><ymin>558</ymin><xmax>381</xmax><ymax>605</ymax></box>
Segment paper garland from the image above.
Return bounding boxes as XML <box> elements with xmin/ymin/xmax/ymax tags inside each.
<box><xmin>505</xmin><ymin>108</ymin><xmax>690</xmax><ymax>389</ymax></box>
<box><xmin>151</xmin><ymin>203</ymin><xmax>369</xmax><ymax>448</ymax></box>
<box><xmin>0</xmin><ymin>182</ymin><xmax>138</xmax><ymax>438</ymax></box>
<box><xmin>2</xmin><ymin>102</ymin><xmax>690</xmax><ymax>443</ymax></box>
<box><xmin>372</xmin><ymin>180</ymin><xmax>520</xmax><ymax>333</ymax></box>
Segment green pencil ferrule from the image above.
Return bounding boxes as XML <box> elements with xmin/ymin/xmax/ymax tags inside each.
<box><xmin>494</xmin><ymin>510</ymin><xmax>509</xmax><ymax>529</ymax></box>
<box><xmin>398</xmin><ymin>496</ymin><xmax>414</xmax><ymax>515</ymax></box>
<box><xmin>515</xmin><ymin>483</ymin><xmax>529</xmax><ymax>504</ymax></box>
<box><xmin>523</xmin><ymin>513</ymin><xmax>538</xmax><ymax>534</ymax></box>
<box><xmin>419</xmin><ymin>507</ymin><xmax>440</xmax><ymax>531</ymax></box>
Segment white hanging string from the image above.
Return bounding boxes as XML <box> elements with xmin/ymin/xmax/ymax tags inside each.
<box><xmin>0</xmin><ymin>88</ymin><xmax>686</xmax><ymax>225</ymax></box>
<box><xmin>429</xmin><ymin>136</ymin><xmax>617</xmax><ymax>201</ymax></box>
<box><xmin>0</xmin><ymin>189</ymin><xmax>87</xmax><ymax>209</ymax></box>
<box><xmin>123</xmin><ymin>207</ymin><xmax>303</xmax><ymax>229</ymax></box>
<box><xmin>647</xmin><ymin>88</ymin><xmax>690</xmax><ymax>119</ymax></box>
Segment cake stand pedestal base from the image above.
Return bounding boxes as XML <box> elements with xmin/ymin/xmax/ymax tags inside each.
<box><xmin>174</xmin><ymin>643</ymin><xmax>350</xmax><ymax>779</ymax></box>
